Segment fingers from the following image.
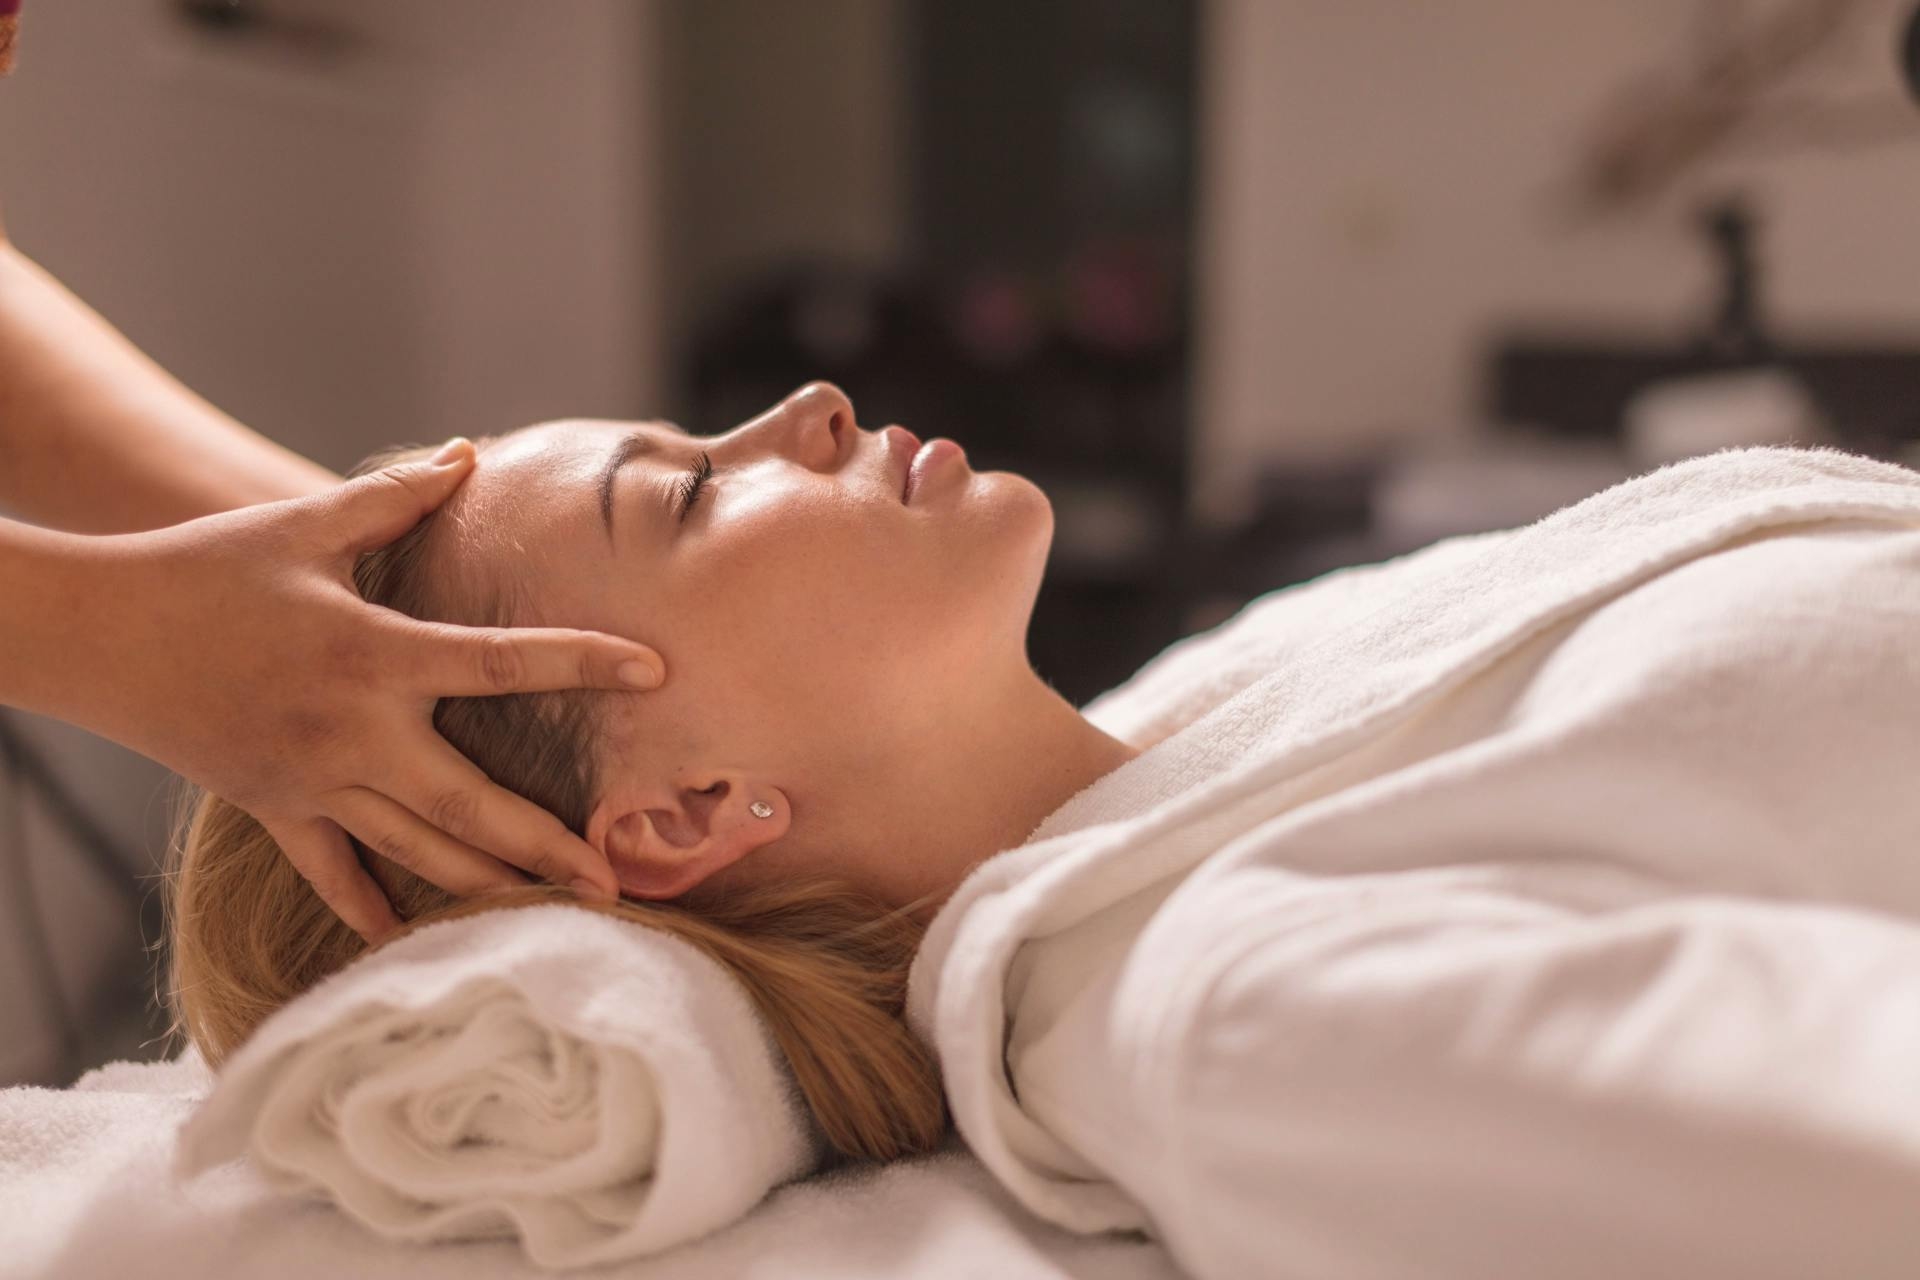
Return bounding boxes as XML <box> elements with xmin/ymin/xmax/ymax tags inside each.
<box><xmin>267</xmin><ymin>815</ymin><xmax>405</xmax><ymax>948</ymax></box>
<box><xmin>332</xmin><ymin>438</ymin><xmax>478</xmax><ymax>557</ymax></box>
<box><xmin>386</xmin><ymin>730</ymin><xmax>621</xmax><ymax>898</ymax></box>
<box><xmin>327</xmin><ymin>786</ymin><xmax>540</xmax><ymax>902</ymax></box>
<box><xmin>415</xmin><ymin>621</ymin><xmax>665</xmax><ymax>696</ymax></box>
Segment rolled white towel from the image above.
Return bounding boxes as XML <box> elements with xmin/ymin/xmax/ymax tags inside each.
<box><xmin>174</xmin><ymin>901</ymin><xmax>823</xmax><ymax>1270</ymax></box>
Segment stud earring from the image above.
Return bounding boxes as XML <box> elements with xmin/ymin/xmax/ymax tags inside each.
<box><xmin>749</xmin><ymin>801</ymin><xmax>774</xmax><ymax>819</ymax></box>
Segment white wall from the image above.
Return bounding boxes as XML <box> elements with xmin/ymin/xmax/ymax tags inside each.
<box><xmin>0</xmin><ymin>0</ymin><xmax>666</xmax><ymax>470</ymax></box>
<box><xmin>1192</xmin><ymin>0</ymin><xmax>1920</xmax><ymax>528</ymax></box>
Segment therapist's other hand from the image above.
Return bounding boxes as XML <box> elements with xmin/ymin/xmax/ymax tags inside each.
<box><xmin>94</xmin><ymin>439</ymin><xmax>663</xmax><ymax>945</ymax></box>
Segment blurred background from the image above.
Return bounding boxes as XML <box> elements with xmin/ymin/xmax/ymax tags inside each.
<box><xmin>2</xmin><ymin>0</ymin><xmax>1917</xmax><ymax>1087</ymax></box>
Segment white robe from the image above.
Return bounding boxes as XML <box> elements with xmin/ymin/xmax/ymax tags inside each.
<box><xmin>907</xmin><ymin>444</ymin><xmax>1920</xmax><ymax>1280</ymax></box>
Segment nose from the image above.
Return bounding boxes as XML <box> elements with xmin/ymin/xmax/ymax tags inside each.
<box><xmin>786</xmin><ymin>380</ymin><xmax>855</xmax><ymax>438</ymax></box>
<box><xmin>728</xmin><ymin>381</ymin><xmax>856</xmax><ymax>470</ymax></box>
<box><xmin>754</xmin><ymin>381</ymin><xmax>853</xmax><ymax>467</ymax></box>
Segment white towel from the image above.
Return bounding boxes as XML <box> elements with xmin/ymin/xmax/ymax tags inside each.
<box><xmin>174</xmin><ymin>901</ymin><xmax>822</xmax><ymax>1271</ymax></box>
<box><xmin>913</xmin><ymin>444</ymin><xmax>1920</xmax><ymax>1280</ymax></box>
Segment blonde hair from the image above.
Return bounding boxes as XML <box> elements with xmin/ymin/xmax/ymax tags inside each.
<box><xmin>162</xmin><ymin>441</ymin><xmax>948</xmax><ymax>1165</ymax></box>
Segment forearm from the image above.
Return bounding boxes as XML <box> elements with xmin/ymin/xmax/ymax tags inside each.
<box><xmin>0</xmin><ymin>517</ymin><xmax>123</xmax><ymax>731</ymax></box>
<box><xmin>0</xmin><ymin>242</ymin><xmax>341</xmax><ymax>533</ymax></box>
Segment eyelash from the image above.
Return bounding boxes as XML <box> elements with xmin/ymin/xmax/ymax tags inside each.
<box><xmin>675</xmin><ymin>451</ymin><xmax>713</xmax><ymax>522</ymax></box>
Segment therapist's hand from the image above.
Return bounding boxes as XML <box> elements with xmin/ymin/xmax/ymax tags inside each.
<box><xmin>84</xmin><ymin>439</ymin><xmax>663</xmax><ymax>945</ymax></box>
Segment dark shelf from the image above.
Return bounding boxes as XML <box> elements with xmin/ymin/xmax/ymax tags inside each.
<box><xmin>1488</xmin><ymin>336</ymin><xmax>1920</xmax><ymax>456</ymax></box>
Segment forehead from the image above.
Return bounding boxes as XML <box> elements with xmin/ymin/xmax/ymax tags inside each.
<box><xmin>441</xmin><ymin>418</ymin><xmax>624</xmax><ymax>555</ymax></box>
<box><xmin>480</xmin><ymin>418</ymin><xmax>619</xmax><ymax>485</ymax></box>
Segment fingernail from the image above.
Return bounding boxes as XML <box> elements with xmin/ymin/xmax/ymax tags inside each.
<box><xmin>430</xmin><ymin>437</ymin><xmax>472</xmax><ymax>466</ymax></box>
<box><xmin>618</xmin><ymin>659</ymin><xmax>661</xmax><ymax>689</ymax></box>
<box><xmin>571</xmin><ymin>876</ymin><xmax>616</xmax><ymax>901</ymax></box>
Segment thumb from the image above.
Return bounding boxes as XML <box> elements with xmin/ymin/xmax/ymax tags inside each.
<box><xmin>336</xmin><ymin>438</ymin><xmax>477</xmax><ymax>555</ymax></box>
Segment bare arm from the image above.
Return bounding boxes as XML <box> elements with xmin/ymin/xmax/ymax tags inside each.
<box><xmin>0</xmin><ymin>237</ymin><xmax>341</xmax><ymax>533</ymax></box>
<box><xmin>0</xmin><ymin>214</ymin><xmax>672</xmax><ymax>944</ymax></box>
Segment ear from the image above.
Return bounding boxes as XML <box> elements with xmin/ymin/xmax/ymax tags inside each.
<box><xmin>584</xmin><ymin>775</ymin><xmax>787</xmax><ymax>900</ymax></box>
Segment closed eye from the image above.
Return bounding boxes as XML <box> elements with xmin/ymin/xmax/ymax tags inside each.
<box><xmin>676</xmin><ymin>451</ymin><xmax>713</xmax><ymax>522</ymax></box>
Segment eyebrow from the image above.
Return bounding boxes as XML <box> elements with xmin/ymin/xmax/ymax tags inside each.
<box><xmin>597</xmin><ymin>430</ymin><xmax>660</xmax><ymax>545</ymax></box>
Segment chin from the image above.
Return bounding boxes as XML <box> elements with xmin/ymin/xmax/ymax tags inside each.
<box><xmin>983</xmin><ymin>470</ymin><xmax>1055</xmax><ymax>537</ymax></box>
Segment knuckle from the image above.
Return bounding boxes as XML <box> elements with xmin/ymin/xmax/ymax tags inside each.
<box><xmin>425</xmin><ymin>788</ymin><xmax>479</xmax><ymax>840</ymax></box>
<box><xmin>514</xmin><ymin>844</ymin><xmax>564</xmax><ymax>886</ymax></box>
<box><xmin>300</xmin><ymin>863</ymin><xmax>353</xmax><ymax>905</ymax></box>
<box><xmin>330</xmin><ymin>473</ymin><xmax>412</xmax><ymax>544</ymax></box>
<box><xmin>523</xmin><ymin>844</ymin><xmax>568</xmax><ymax>883</ymax></box>
<box><xmin>477</xmin><ymin>634</ymin><xmax>525</xmax><ymax>691</ymax></box>
<box><xmin>368</xmin><ymin>468</ymin><xmax>423</xmax><ymax>502</ymax></box>
<box><xmin>369</xmin><ymin>829</ymin><xmax>417</xmax><ymax>868</ymax></box>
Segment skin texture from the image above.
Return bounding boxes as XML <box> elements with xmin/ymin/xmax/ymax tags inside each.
<box><xmin>436</xmin><ymin>382</ymin><xmax>1144</xmax><ymax>919</ymax></box>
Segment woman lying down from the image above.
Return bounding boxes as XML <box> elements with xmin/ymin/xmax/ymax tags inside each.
<box><xmin>166</xmin><ymin>381</ymin><xmax>1920</xmax><ymax>1280</ymax></box>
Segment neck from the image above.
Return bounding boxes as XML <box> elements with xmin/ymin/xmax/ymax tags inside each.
<box><xmin>850</xmin><ymin>664</ymin><xmax>1143</xmax><ymax>925</ymax></box>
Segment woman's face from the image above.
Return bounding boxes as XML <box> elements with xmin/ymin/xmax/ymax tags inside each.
<box><xmin>437</xmin><ymin>382</ymin><xmax>1056</xmax><ymax>902</ymax></box>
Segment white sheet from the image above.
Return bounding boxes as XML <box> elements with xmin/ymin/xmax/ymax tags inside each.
<box><xmin>0</xmin><ymin>1052</ymin><xmax>1181</xmax><ymax>1279</ymax></box>
<box><xmin>911</xmin><ymin>444</ymin><xmax>1920</xmax><ymax>1280</ymax></box>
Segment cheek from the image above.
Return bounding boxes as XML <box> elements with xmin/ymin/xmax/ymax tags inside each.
<box><xmin>713</xmin><ymin>497</ymin><xmax>910</xmax><ymax>620</ymax></box>
<box><xmin>682</xmin><ymin>509</ymin><xmax>916</xmax><ymax>695</ymax></box>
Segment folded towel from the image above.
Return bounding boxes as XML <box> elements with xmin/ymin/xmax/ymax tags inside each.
<box><xmin>174</xmin><ymin>902</ymin><xmax>822</xmax><ymax>1271</ymax></box>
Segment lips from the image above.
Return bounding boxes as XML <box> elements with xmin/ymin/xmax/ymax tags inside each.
<box><xmin>883</xmin><ymin>425</ymin><xmax>922</xmax><ymax>503</ymax></box>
